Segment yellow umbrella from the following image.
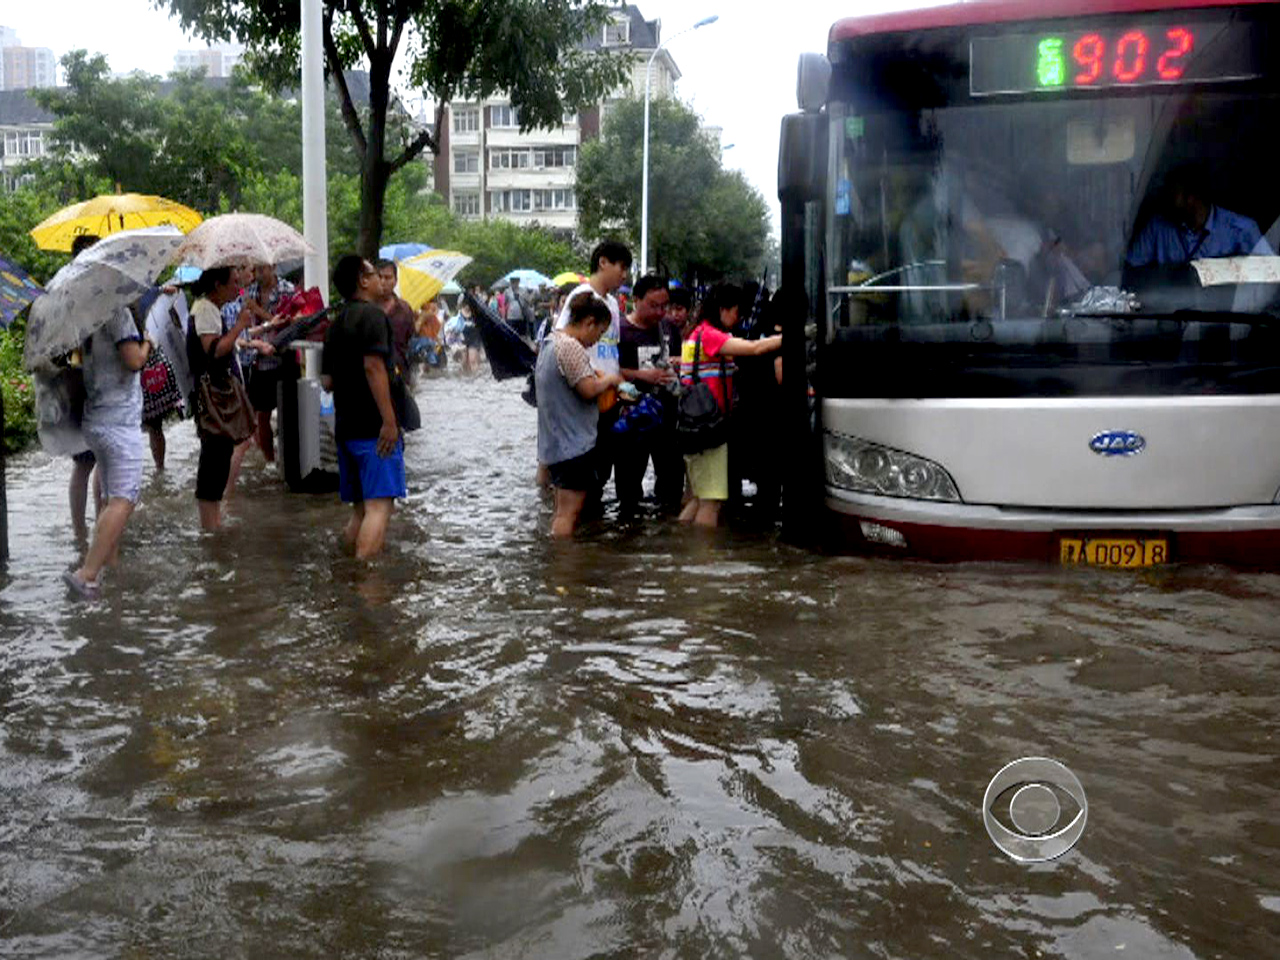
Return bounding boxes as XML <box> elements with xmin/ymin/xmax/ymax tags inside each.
<box><xmin>398</xmin><ymin>250</ymin><xmax>473</xmax><ymax>310</ymax></box>
<box><xmin>551</xmin><ymin>271</ymin><xmax>586</xmax><ymax>287</ymax></box>
<box><xmin>30</xmin><ymin>193</ymin><xmax>204</xmax><ymax>252</ymax></box>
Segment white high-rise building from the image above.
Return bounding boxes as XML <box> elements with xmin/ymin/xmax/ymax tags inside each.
<box><xmin>433</xmin><ymin>4</ymin><xmax>682</xmax><ymax>233</ymax></box>
<box><xmin>173</xmin><ymin>43</ymin><xmax>244</xmax><ymax>78</ymax></box>
<box><xmin>0</xmin><ymin>33</ymin><xmax>56</xmax><ymax>91</ymax></box>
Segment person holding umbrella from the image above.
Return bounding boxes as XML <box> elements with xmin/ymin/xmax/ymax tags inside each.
<box><xmin>62</xmin><ymin>296</ymin><xmax>155</xmax><ymax>599</ymax></box>
<box><xmin>189</xmin><ymin>266</ymin><xmax>259</xmax><ymax>531</ymax></box>
<box><xmin>22</xmin><ymin>226</ymin><xmax>184</xmax><ymax>597</ymax></box>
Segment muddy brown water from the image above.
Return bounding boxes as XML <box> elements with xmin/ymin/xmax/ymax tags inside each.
<box><xmin>1</xmin><ymin>375</ymin><xmax>1278</xmax><ymax>959</ymax></box>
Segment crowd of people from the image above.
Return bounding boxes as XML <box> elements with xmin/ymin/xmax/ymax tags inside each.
<box><xmin>54</xmin><ymin>233</ymin><xmax>786</xmax><ymax>599</ymax></box>
<box><xmin>55</xmin><ymin>239</ymin><xmax>453</xmax><ymax>598</ymax></box>
<box><xmin>534</xmin><ymin>240</ymin><xmax>784</xmax><ymax>538</ymax></box>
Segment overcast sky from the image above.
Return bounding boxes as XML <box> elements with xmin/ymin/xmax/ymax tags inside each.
<box><xmin>4</xmin><ymin>0</ymin><xmax>938</xmax><ymax>235</ymax></box>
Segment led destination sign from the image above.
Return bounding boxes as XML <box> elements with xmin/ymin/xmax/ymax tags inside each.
<box><xmin>970</xmin><ymin>19</ymin><xmax>1261</xmax><ymax>96</ymax></box>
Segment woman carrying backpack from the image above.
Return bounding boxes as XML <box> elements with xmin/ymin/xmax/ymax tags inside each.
<box><xmin>677</xmin><ymin>283</ymin><xmax>781</xmax><ymax>528</ymax></box>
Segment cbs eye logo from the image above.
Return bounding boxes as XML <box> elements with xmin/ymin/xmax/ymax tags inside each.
<box><xmin>983</xmin><ymin>757</ymin><xmax>1087</xmax><ymax>863</ymax></box>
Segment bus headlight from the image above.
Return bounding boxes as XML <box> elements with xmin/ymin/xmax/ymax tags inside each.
<box><xmin>824</xmin><ymin>433</ymin><xmax>962</xmax><ymax>502</ymax></box>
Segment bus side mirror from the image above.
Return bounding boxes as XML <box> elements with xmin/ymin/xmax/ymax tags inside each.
<box><xmin>778</xmin><ymin>113</ymin><xmax>827</xmax><ymax>204</ymax></box>
<box><xmin>797</xmin><ymin>53</ymin><xmax>831</xmax><ymax>114</ymax></box>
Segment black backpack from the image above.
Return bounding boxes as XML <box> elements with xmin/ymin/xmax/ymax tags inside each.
<box><xmin>674</xmin><ymin>329</ymin><xmax>731</xmax><ymax>454</ymax></box>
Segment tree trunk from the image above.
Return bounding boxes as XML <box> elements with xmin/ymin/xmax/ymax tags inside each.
<box><xmin>357</xmin><ymin>157</ymin><xmax>390</xmax><ymax>261</ymax></box>
<box><xmin>356</xmin><ymin>47</ymin><xmax>393</xmax><ymax>261</ymax></box>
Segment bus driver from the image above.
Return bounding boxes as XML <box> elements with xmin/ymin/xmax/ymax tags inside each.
<box><xmin>1126</xmin><ymin>164</ymin><xmax>1272</xmax><ymax>268</ymax></box>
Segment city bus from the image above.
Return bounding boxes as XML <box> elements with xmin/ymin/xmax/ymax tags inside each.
<box><xmin>777</xmin><ymin>0</ymin><xmax>1280</xmax><ymax>565</ymax></box>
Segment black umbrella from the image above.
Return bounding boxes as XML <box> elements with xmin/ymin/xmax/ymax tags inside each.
<box><xmin>462</xmin><ymin>291</ymin><xmax>536</xmax><ymax>381</ymax></box>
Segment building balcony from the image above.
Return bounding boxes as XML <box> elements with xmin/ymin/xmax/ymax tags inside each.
<box><xmin>486</xmin><ymin>169</ymin><xmax>575</xmax><ymax>191</ymax></box>
<box><xmin>485</xmin><ymin>127</ymin><xmax>578</xmax><ymax>149</ymax></box>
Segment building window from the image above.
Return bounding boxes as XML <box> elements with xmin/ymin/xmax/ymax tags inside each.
<box><xmin>491</xmin><ymin>189</ymin><xmax>533</xmax><ymax>213</ymax></box>
<box><xmin>604</xmin><ymin>17</ymin><xmax>630</xmax><ymax>46</ymax></box>
<box><xmin>531</xmin><ymin>146</ymin><xmax>576</xmax><ymax>169</ymax></box>
<box><xmin>453</xmin><ymin>192</ymin><xmax>480</xmax><ymax>217</ymax></box>
<box><xmin>490</xmin><ymin>104</ymin><xmax>521</xmax><ymax>129</ymax></box>
<box><xmin>24</xmin><ymin>132</ymin><xmax>44</xmax><ymax>157</ymax></box>
<box><xmin>453</xmin><ymin>149</ymin><xmax>479</xmax><ymax>174</ymax></box>
<box><xmin>452</xmin><ymin>107</ymin><xmax>479</xmax><ymax>133</ymax></box>
<box><xmin>490</xmin><ymin>148</ymin><xmax>533</xmax><ymax>170</ymax></box>
<box><xmin>533</xmin><ymin>189</ymin><xmax>576</xmax><ymax>211</ymax></box>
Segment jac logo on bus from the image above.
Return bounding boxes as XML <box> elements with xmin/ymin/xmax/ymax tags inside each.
<box><xmin>1090</xmin><ymin>430</ymin><xmax>1146</xmax><ymax>456</ymax></box>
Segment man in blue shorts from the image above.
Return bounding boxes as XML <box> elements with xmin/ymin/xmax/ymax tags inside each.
<box><xmin>321</xmin><ymin>254</ymin><xmax>406</xmax><ymax>559</ymax></box>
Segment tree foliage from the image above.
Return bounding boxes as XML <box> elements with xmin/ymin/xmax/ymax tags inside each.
<box><xmin>32</xmin><ymin>51</ymin><xmax>361</xmax><ymax>213</ymax></box>
<box><xmin>576</xmin><ymin>97</ymin><xmax>771</xmax><ymax>283</ymax></box>
<box><xmin>157</xmin><ymin>0</ymin><xmax>631</xmax><ymax>256</ymax></box>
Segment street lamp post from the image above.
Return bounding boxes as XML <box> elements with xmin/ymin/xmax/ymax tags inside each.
<box><xmin>640</xmin><ymin>14</ymin><xmax>718</xmax><ymax>276</ymax></box>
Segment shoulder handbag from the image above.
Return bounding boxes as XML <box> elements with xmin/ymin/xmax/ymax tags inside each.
<box><xmin>385</xmin><ymin>316</ymin><xmax>421</xmax><ymax>432</ymax></box>
<box><xmin>195</xmin><ymin>340</ymin><xmax>255</xmax><ymax>443</ymax></box>
<box><xmin>674</xmin><ymin>329</ymin><xmax>731</xmax><ymax>454</ymax></box>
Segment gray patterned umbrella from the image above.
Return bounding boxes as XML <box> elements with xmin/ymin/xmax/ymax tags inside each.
<box><xmin>22</xmin><ymin>226</ymin><xmax>184</xmax><ymax>369</ymax></box>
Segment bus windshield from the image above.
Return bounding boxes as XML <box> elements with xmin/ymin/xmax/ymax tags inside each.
<box><xmin>824</xmin><ymin>12</ymin><xmax>1280</xmax><ymax>398</ymax></box>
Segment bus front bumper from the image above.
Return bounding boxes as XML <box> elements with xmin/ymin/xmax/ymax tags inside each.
<box><xmin>825</xmin><ymin>489</ymin><xmax>1280</xmax><ymax>565</ymax></box>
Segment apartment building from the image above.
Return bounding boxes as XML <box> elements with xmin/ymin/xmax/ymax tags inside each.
<box><xmin>0</xmin><ymin>89</ymin><xmax>52</xmax><ymax>191</ymax></box>
<box><xmin>433</xmin><ymin>4</ymin><xmax>680</xmax><ymax>232</ymax></box>
<box><xmin>173</xmin><ymin>44</ymin><xmax>245</xmax><ymax>79</ymax></box>
<box><xmin>1</xmin><ymin>44</ymin><xmax>56</xmax><ymax>91</ymax></box>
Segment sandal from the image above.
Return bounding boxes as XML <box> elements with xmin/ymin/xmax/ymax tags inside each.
<box><xmin>62</xmin><ymin>570</ymin><xmax>101</xmax><ymax>601</ymax></box>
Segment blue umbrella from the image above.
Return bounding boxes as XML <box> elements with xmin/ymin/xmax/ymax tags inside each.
<box><xmin>492</xmin><ymin>268</ymin><xmax>553</xmax><ymax>290</ymax></box>
<box><xmin>0</xmin><ymin>253</ymin><xmax>44</xmax><ymax>328</ymax></box>
<box><xmin>172</xmin><ymin>264</ymin><xmax>203</xmax><ymax>285</ymax></box>
<box><xmin>380</xmin><ymin>242</ymin><xmax>433</xmax><ymax>261</ymax></box>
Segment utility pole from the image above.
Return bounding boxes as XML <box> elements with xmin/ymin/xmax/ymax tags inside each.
<box><xmin>301</xmin><ymin>0</ymin><xmax>329</xmax><ymax>301</ymax></box>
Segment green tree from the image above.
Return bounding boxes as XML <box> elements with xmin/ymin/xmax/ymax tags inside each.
<box><xmin>33</xmin><ymin>52</ymin><xmax>366</xmax><ymax>213</ymax></box>
<box><xmin>576</xmin><ymin>96</ymin><xmax>770</xmax><ymax>282</ymax></box>
<box><xmin>448</xmin><ymin>218</ymin><xmax>576</xmax><ymax>289</ymax></box>
<box><xmin>33</xmin><ymin>53</ymin><xmax>249</xmax><ymax>211</ymax></box>
<box><xmin>159</xmin><ymin>0</ymin><xmax>630</xmax><ymax>258</ymax></box>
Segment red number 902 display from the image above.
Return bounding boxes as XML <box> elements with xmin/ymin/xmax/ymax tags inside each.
<box><xmin>1073</xmin><ymin>26</ymin><xmax>1195</xmax><ymax>85</ymax></box>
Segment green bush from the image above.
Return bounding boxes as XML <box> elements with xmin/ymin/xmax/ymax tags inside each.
<box><xmin>0</xmin><ymin>319</ymin><xmax>36</xmax><ymax>455</ymax></box>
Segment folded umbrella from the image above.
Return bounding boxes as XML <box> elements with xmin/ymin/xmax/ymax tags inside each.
<box><xmin>23</xmin><ymin>226</ymin><xmax>184</xmax><ymax>369</ymax></box>
<box><xmin>175</xmin><ymin>213</ymin><xmax>314</xmax><ymax>269</ymax></box>
<box><xmin>462</xmin><ymin>290</ymin><xmax>536</xmax><ymax>381</ymax></box>
<box><xmin>0</xmin><ymin>254</ymin><xmax>44</xmax><ymax>327</ymax></box>
<box><xmin>398</xmin><ymin>250</ymin><xmax>472</xmax><ymax>310</ymax></box>
<box><xmin>29</xmin><ymin>193</ymin><xmax>203</xmax><ymax>253</ymax></box>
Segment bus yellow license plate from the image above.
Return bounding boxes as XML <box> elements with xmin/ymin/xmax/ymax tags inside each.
<box><xmin>1060</xmin><ymin>538</ymin><xmax>1169</xmax><ymax>567</ymax></box>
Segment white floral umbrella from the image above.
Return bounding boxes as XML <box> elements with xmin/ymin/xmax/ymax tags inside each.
<box><xmin>23</xmin><ymin>226</ymin><xmax>185</xmax><ymax>369</ymax></box>
<box><xmin>174</xmin><ymin>213</ymin><xmax>314</xmax><ymax>269</ymax></box>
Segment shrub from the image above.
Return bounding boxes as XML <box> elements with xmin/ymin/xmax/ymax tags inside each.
<box><xmin>0</xmin><ymin>320</ymin><xmax>37</xmax><ymax>455</ymax></box>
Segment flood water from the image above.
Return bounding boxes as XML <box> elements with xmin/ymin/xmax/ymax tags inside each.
<box><xmin>2</xmin><ymin>375</ymin><xmax>1278</xmax><ymax>959</ymax></box>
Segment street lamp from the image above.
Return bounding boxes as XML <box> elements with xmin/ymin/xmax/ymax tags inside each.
<box><xmin>640</xmin><ymin>14</ymin><xmax>718</xmax><ymax>275</ymax></box>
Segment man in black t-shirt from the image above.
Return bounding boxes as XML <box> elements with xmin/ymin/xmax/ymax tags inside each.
<box><xmin>321</xmin><ymin>254</ymin><xmax>405</xmax><ymax>558</ymax></box>
<box><xmin>616</xmin><ymin>274</ymin><xmax>682</xmax><ymax>515</ymax></box>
